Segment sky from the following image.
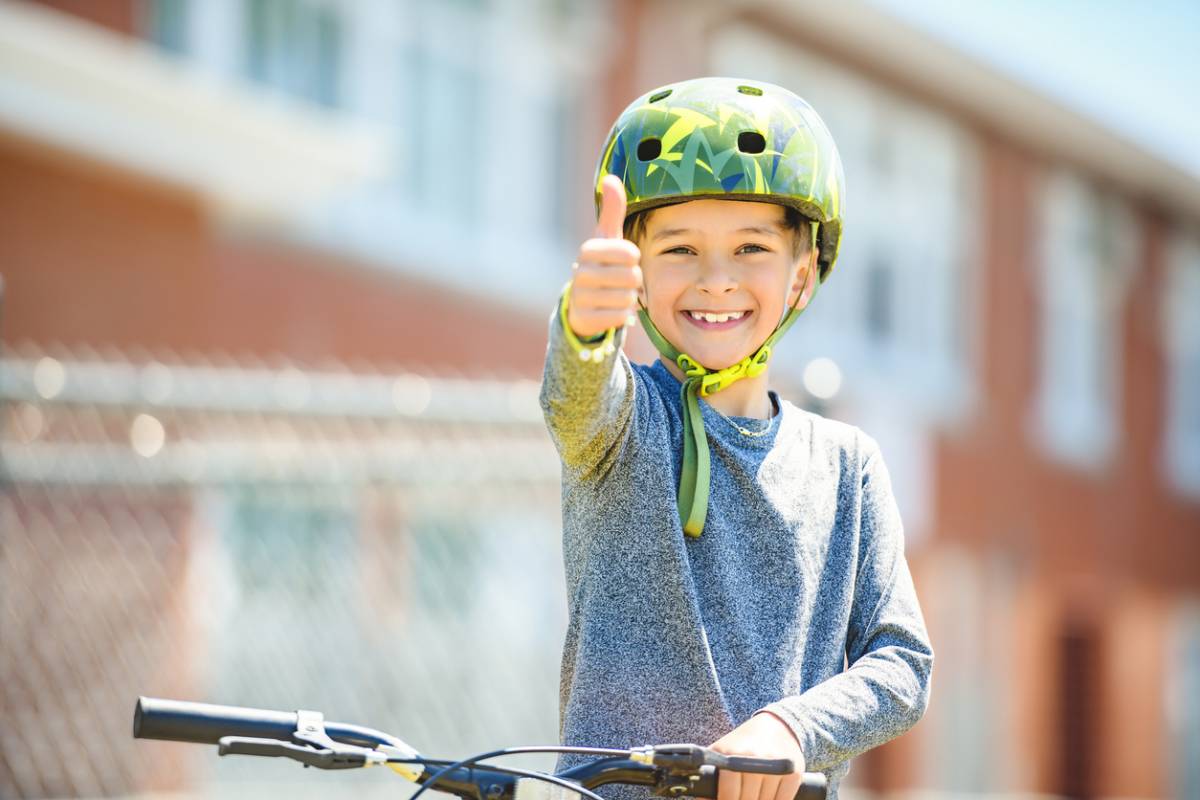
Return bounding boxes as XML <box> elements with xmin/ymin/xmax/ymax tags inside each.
<box><xmin>863</xmin><ymin>0</ymin><xmax>1200</xmax><ymax>180</ymax></box>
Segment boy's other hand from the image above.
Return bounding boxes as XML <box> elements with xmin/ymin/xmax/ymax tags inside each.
<box><xmin>567</xmin><ymin>174</ymin><xmax>643</xmax><ymax>339</ymax></box>
<box><xmin>710</xmin><ymin>712</ymin><xmax>807</xmax><ymax>800</ymax></box>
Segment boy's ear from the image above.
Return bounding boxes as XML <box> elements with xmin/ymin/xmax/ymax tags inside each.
<box><xmin>787</xmin><ymin>246</ymin><xmax>820</xmax><ymax>309</ymax></box>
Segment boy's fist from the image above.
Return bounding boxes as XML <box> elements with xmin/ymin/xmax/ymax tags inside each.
<box><xmin>567</xmin><ymin>175</ymin><xmax>643</xmax><ymax>339</ymax></box>
<box><xmin>711</xmin><ymin>712</ymin><xmax>807</xmax><ymax>800</ymax></box>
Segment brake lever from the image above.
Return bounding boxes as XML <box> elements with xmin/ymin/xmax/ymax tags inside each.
<box><xmin>216</xmin><ymin>709</ymin><xmax>389</xmax><ymax>771</ymax></box>
<box><xmin>218</xmin><ymin>736</ymin><xmax>371</xmax><ymax>769</ymax></box>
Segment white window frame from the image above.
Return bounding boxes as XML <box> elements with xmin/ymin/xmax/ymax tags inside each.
<box><xmin>1161</xmin><ymin>228</ymin><xmax>1200</xmax><ymax>497</ymax></box>
<box><xmin>1031</xmin><ymin>170</ymin><xmax>1136</xmax><ymax>470</ymax></box>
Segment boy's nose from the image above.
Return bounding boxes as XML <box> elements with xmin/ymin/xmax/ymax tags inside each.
<box><xmin>696</xmin><ymin>255</ymin><xmax>738</xmax><ymax>294</ymax></box>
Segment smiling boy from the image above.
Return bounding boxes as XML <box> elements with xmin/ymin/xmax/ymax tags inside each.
<box><xmin>539</xmin><ymin>78</ymin><xmax>933</xmax><ymax>800</ymax></box>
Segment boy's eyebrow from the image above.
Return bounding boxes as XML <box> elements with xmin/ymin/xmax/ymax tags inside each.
<box><xmin>650</xmin><ymin>225</ymin><xmax>784</xmax><ymax>241</ymax></box>
<box><xmin>735</xmin><ymin>225</ymin><xmax>785</xmax><ymax>237</ymax></box>
<box><xmin>650</xmin><ymin>227</ymin><xmax>695</xmax><ymax>241</ymax></box>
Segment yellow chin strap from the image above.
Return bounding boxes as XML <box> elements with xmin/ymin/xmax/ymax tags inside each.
<box><xmin>638</xmin><ymin>244</ymin><xmax>821</xmax><ymax>537</ymax></box>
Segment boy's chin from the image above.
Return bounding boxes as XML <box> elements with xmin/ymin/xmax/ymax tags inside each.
<box><xmin>660</xmin><ymin>347</ymin><xmax>755</xmax><ymax>373</ymax></box>
<box><xmin>697</xmin><ymin>353</ymin><xmax>754</xmax><ymax>371</ymax></box>
<box><xmin>651</xmin><ymin>320</ymin><xmax>765</xmax><ymax>372</ymax></box>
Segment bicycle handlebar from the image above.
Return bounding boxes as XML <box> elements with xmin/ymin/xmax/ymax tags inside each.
<box><xmin>134</xmin><ymin>696</ymin><xmax>405</xmax><ymax>750</ymax></box>
<box><xmin>133</xmin><ymin>697</ymin><xmax>827</xmax><ymax>800</ymax></box>
<box><xmin>135</xmin><ymin>697</ymin><xmax>296</xmax><ymax>744</ymax></box>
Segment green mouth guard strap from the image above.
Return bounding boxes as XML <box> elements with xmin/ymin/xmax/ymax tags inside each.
<box><xmin>637</xmin><ymin>257</ymin><xmax>821</xmax><ymax>537</ymax></box>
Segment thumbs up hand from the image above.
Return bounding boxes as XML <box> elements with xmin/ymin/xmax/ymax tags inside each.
<box><xmin>566</xmin><ymin>175</ymin><xmax>643</xmax><ymax>339</ymax></box>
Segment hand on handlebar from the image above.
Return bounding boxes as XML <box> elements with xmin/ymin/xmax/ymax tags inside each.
<box><xmin>133</xmin><ymin>697</ymin><xmax>826</xmax><ymax>800</ymax></box>
<box><xmin>710</xmin><ymin>712</ymin><xmax>807</xmax><ymax>800</ymax></box>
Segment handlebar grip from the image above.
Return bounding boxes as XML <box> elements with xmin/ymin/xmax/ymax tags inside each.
<box><xmin>720</xmin><ymin>755</ymin><xmax>793</xmax><ymax>775</ymax></box>
<box><xmin>134</xmin><ymin>696</ymin><xmax>299</xmax><ymax>745</ymax></box>
<box><xmin>793</xmin><ymin>773</ymin><xmax>827</xmax><ymax>800</ymax></box>
<box><xmin>699</xmin><ymin>769</ymin><xmax>826</xmax><ymax>800</ymax></box>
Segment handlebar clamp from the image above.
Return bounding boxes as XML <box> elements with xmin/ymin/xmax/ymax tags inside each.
<box><xmin>632</xmin><ymin>745</ymin><xmax>793</xmax><ymax>776</ymax></box>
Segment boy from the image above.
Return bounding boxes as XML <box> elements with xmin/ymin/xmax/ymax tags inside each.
<box><xmin>539</xmin><ymin>78</ymin><xmax>933</xmax><ymax>800</ymax></box>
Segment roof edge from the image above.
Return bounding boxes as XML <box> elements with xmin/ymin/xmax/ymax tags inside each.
<box><xmin>752</xmin><ymin>0</ymin><xmax>1200</xmax><ymax>220</ymax></box>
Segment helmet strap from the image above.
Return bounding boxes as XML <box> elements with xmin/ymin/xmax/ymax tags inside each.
<box><xmin>636</xmin><ymin>238</ymin><xmax>821</xmax><ymax>536</ymax></box>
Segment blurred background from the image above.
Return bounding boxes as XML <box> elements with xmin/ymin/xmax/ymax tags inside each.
<box><xmin>1</xmin><ymin>1</ymin><xmax>1198</xmax><ymax>798</ymax></box>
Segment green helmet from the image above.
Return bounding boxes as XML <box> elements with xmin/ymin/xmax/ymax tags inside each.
<box><xmin>595</xmin><ymin>76</ymin><xmax>844</xmax><ymax>280</ymax></box>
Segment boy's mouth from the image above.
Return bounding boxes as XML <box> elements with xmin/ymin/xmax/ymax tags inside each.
<box><xmin>681</xmin><ymin>309</ymin><xmax>751</xmax><ymax>330</ymax></box>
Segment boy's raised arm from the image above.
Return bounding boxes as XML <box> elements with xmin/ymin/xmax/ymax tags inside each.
<box><xmin>757</xmin><ymin>441</ymin><xmax>934</xmax><ymax>773</ymax></box>
<box><xmin>539</xmin><ymin>176</ymin><xmax>644</xmax><ymax>479</ymax></box>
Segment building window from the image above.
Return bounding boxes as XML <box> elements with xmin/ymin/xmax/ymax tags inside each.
<box><xmin>1168</xmin><ymin>604</ymin><xmax>1200</xmax><ymax>799</ymax></box>
<box><xmin>550</xmin><ymin>88</ymin><xmax>578</xmax><ymax>245</ymax></box>
<box><xmin>143</xmin><ymin>0</ymin><xmax>189</xmax><ymax>54</ymax></box>
<box><xmin>1162</xmin><ymin>230</ymin><xmax>1200</xmax><ymax>496</ymax></box>
<box><xmin>1033</xmin><ymin>171</ymin><xmax>1135</xmax><ymax>469</ymax></box>
<box><xmin>243</xmin><ymin>0</ymin><xmax>343</xmax><ymax>107</ymax></box>
<box><xmin>211</xmin><ymin>485</ymin><xmax>362</xmax><ymax>706</ymax></box>
<box><xmin>865</xmin><ymin>258</ymin><xmax>894</xmax><ymax>344</ymax></box>
<box><xmin>400</xmin><ymin>5</ymin><xmax>483</xmax><ymax>222</ymax></box>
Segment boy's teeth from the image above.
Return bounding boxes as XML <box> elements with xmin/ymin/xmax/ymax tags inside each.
<box><xmin>690</xmin><ymin>311</ymin><xmax>744</xmax><ymax>323</ymax></box>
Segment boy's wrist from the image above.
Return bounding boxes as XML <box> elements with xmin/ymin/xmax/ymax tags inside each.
<box><xmin>752</xmin><ymin>706</ymin><xmax>810</xmax><ymax>768</ymax></box>
<box><xmin>559</xmin><ymin>281</ymin><xmax>619</xmax><ymax>362</ymax></box>
<box><xmin>563</xmin><ymin>280</ymin><xmax>613</xmax><ymax>341</ymax></box>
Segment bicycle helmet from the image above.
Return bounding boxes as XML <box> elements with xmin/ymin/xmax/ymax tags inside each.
<box><xmin>595</xmin><ymin>76</ymin><xmax>844</xmax><ymax>280</ymax></box>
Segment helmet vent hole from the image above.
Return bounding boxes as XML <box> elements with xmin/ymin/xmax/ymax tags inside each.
<box><xmin>737</xmin><ymin>85</ymin><xmax>763</xmax><ymax>96</ymax></box>
<box><xmin>648</xmin><ymin>89</ymin><xmax>673</xmax><ymax>103</ymax></box>
<box><xmin>637</xmin><ymin>138</ymin><xmax>662</xmax><ymax>161</ymax></box>
<box><xmin>737</xmin><ymin>131</ymin><xmax>766</xmax><ymax>154</ymax></box>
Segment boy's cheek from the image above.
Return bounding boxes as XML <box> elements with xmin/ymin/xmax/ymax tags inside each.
<box><xmin>645</xmin><ymin>301</ymin><xmax>680</xmax><ymax>336</ymax></box>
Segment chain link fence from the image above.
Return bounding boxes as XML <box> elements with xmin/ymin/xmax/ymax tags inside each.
<box><xmin>1</xmin><ymin>344</ymin><xmax>567</xmax><ymax>799</ymax></box>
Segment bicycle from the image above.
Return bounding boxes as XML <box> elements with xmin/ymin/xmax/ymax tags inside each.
<box><xmin>134</xmin><ymin>696</ymin><xmax>827</xmax><ymax>800</ymax></box>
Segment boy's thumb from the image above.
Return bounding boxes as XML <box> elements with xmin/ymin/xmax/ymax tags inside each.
<box><xmin>594</xmin><ymin>174</ymin><xmax>627</xmax><ymax>240</ymax></box>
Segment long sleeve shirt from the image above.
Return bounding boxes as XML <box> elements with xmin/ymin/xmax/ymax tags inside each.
<box><xmin>539</xmin><ymin>314</ymin><xmax>933</xmax><ymax>800</ymax></box>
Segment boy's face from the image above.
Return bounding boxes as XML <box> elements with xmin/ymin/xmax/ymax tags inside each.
<box><xmin>636</xmin><ymin>199</ymin><xmax>813</xmax><ymax>371</ymax></box>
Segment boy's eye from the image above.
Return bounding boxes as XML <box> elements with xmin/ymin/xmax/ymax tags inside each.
<box><xmin>662</xmin><ymin>246</ymin><xmax>696</xmax><ymax>256</ymax></box>
<box><xmin>737</xmin><ymin>243</ymin><xmax>770</xmax><ymax>255</ymax></box>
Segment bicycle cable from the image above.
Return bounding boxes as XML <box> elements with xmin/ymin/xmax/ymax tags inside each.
<box><xmin>396</xmin><ymin>758</ymin><xmax>605</xmax><ymax>800</ymax></box>
<box><xmin>407</xmin><ymin>746</ymin><xmax>633</xmax><ymax>800</ymax></box>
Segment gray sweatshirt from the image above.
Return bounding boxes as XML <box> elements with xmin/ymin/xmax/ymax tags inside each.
<box><xmin>539</xmin><ymin>314</ymin><xmax>933</xmax><ymax>800</ymax></box>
